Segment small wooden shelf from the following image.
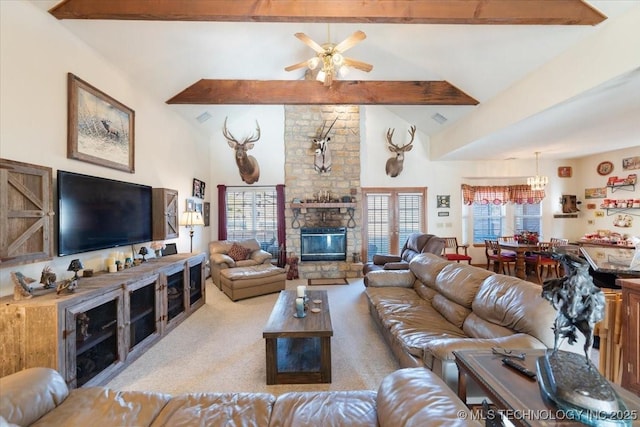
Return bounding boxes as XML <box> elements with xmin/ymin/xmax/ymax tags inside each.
<box><xmin>290</xmin><ymin>202</ymin><xmax>356</xmax><ymax>211</ymax></box>
<box><xmin>605</xmin><ymin>207</ymin><xmax>640</xmax><ymax>217</ymax></box>
<box><xmin>290</xmin><ymin>202</ymin><xmax>357</xmax><ymax>228</ymax></box>
<box><xmin>607</xmin><ymin>183</ymin><xmax>635</xmax><ymax>193</ymax></box>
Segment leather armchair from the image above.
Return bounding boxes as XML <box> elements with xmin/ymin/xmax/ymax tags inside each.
<box><xmin>362</xmin><ymin>234</ymin><xmax>445</xmax><ymax>284</ymax></box>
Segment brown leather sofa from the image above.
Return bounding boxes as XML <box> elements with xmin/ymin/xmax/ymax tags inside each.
<box><xmin>0</xmin><ymin>366</ymin><xmax>480</xmax><ymax>427</ymax></box>
<box><xmin>364</xmin><ymin>252</ymin><xmax>584</xmax><ymax>398</ymax></box>
<box><xmin>362</xmin><ymin>233</ymin><xmax>445</xmax><ymax>284</ymax></box>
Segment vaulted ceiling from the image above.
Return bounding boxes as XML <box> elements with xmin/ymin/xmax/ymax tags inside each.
<box><xmin>35</xmin><ymin>0</ymin><xmax>640</xmax><ymax>161</ymax></box>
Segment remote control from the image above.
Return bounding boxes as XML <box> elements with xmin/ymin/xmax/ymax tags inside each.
<box><xmin>502</xmin><ymin>358</ymin><xmax>537</xmax><ymax>379</ymax></box>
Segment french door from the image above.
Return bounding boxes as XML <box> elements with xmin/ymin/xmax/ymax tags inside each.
<box><xmin>362</xmin><ymin>188</ymin><xmax>427</xmax><ymax>262</ymax></box>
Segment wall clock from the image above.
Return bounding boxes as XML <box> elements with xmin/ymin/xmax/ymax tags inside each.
<box><xmin>597</xmin><ymin>161</ymin><xmax>614</xmax><ymax>176</ymax></box>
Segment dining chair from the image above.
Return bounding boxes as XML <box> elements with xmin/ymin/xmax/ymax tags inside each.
<box><xmin>524</xmin><ymin>241</ymin><xmax>561</xmax><ymax>284</ymax></box>
<box><xmin>485</xmin><ymin>239</ymin><xmax>516</xmax><ymax>275</ymax></box>
<box><xmin>548</xmin><ymin>237</ymin><xmax>570</xmax><ymax>276</ymax></box>
<box><xmin>497</xmin><ymin>236</ymin><xmax>517</xmax><ymax>257</ymax></box>
<box><xmin>442</xmin><ymin>237</ymin><xmax>472</xmax><ymax>264</ymax></box>
<box><xmin>549</xmin><ymin>237</ymin><xmax>569</xmax><ymax>246</ymax></box>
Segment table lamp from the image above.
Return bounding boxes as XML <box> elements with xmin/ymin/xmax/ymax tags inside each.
<box><xmin>180</xmin><ymin>210</ymin><xmax>205</xmax><ymax>252</ymax></box>
<box><xmin>67</xmin><ymin>259</ymin><xmax>84</xmax><ymax>280</ymax></box>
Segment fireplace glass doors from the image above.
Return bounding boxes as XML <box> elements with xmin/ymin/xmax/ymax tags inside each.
<box><xmin>300</xmin><ymin>227</ymin><xmax>347</xmax><ymax>261</ymax></box>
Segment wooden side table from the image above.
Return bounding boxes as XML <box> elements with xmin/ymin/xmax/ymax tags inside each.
<box><xmin>453</xmin><ymin>349</ymin><xmax>640</xmax><ymax>427</ymax></box>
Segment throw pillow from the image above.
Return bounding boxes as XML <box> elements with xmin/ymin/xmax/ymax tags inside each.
<box><xmin>227</xmin><ymin>243</ymin><xmax>252</xmax><ymax>262</ymax></box>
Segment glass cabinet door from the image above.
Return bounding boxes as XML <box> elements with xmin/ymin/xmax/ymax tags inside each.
<box><xmin>188</xmin><ymin>261</ymin><xmax>204</xmax><ymax>308</ymax></box>
<box><xmin>65</xmin><ymin>289</ymin><xmax>124</xmax><ymax>388</ymax></box>
<box><xmin>166</xmin><ymin>267</ymin><xmax>186</xmax><ymax>323</ymax></box>
<box><xmin>125</xmin><ymin>275</ymin><xmax>161</xmax><ymax>356</ymax></box>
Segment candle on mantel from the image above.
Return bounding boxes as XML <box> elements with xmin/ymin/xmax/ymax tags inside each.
<box><xmin>297</xmin><ymin>285</ymin><xmax>306</xmax><ymax>298</ymax></box>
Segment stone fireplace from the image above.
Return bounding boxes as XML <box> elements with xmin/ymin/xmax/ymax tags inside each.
<box><xmin>284</xmin><ymin>105</ymin><xmax>362</xmax><ymax>279</ymax></box>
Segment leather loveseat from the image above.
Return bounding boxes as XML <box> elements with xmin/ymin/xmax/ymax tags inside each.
<box><xmin>362</xmin><ymin>233</ymin><xmax>445</xmax><ymax>284</ymax></box>
<box><xmin>364</xmin><ymin>252</ymin><xmax>583</xmax><ymax>397</ymax></box>
<box><xmin>0</xmin><ymin>366</ymin><xmax>481</xmax><ymax>427</ymax></box>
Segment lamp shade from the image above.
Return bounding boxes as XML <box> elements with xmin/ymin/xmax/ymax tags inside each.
<box><xmin>67</xmin><ymin>259</ymin><xmax>84</xmax><ymax>272</ymax></box>
<box><xmin>179</xmin><ymin>211</ymin><xmax>205</xmax><ymax>227</ymax></box>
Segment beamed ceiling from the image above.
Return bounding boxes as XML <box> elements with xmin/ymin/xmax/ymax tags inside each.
<box><xmin>41</xmin><ymin>0</ymin><xmax>640</xmax><ymax>161</ymax></box>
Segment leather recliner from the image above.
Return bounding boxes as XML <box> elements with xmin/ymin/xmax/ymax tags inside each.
<box><xmin>362</xmin><ymin>233</ymin><xmax>445</xmax><ymax>285</ymax></box>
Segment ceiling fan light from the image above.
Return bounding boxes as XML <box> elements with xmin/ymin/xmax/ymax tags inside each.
<box><xmin>316</xmin><ymin>70</ymin><xmax>326</xmax><ymax>83</ymax></box>
<box><xmin>307</xmin><ymin>57</ymin><xmax>320</xmax><ymax>70</ymax></box>
<box><xmin>338</xmin><ymin>65</ymin><xmax>350</xmax><ymax>78</ymax></box>
<box><xmin>332</xmin><ymin>53</ymin><xmax>344</xmax><ymax>66</ymax></box>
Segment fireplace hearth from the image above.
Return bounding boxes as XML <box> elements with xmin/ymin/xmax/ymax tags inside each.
<box><xmin>300</xmin><ymin>227</ymin><xmax>347</xmax><ymax>261</ymax></box>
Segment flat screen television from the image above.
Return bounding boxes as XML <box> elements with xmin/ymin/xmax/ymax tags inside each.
<box><xmin>57</xmin><ymin>170</ymin><xmax>152</xmax><ymax>256</ymax></box>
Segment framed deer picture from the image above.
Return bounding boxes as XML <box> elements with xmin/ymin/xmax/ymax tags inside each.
<box><xmin>67</xmin><ymin>73</ymin><xmax>135</xmax><ymax>173</ymax></box>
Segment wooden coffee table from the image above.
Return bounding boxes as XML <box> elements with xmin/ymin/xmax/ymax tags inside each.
<box><xmin>454</xmin><ymin>349</ymin><xmax>640</xmax><ymax>427</ymax></box>
<box><xmin>262</xmin><ymin>290</ymin><xmax>333</xmax><ymax>384</ymax></box>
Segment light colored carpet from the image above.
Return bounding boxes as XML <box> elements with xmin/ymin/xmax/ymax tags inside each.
<box><xmin>106</xmin><ymin>278</ymin><xmax>399</xmax><ymax>396</ymax></box>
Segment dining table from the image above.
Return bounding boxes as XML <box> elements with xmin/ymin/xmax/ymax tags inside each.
<box><xmin>497</xmin><ymin>241</ymin><xmax>540</xmax><ymax>280</ymax></box>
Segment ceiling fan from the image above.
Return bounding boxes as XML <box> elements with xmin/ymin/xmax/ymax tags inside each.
<box><xmin>285</xmin><ymin>29</ymin><xmax>373</xmax><ymax>86</ymax></box>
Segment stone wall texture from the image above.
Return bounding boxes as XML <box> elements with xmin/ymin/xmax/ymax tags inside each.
<box><xmin>284</xmin><ymin>105</ymin><xmax>362</xmax><ymax>279</ymax></box>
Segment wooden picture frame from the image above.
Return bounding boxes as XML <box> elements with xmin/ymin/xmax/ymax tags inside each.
<box><xmin>67</xmin><ymin>73</ymin><xmax>135</xmax><ymax>173</ymax></box>
<box><xmin>623</xmin><ymin>156</ymin><xmax>640</xmax><ymax>171</ymax></box>
<box><xmin>436</xmin><ymin>195</ymin><xmax>450</xmax><ymax>209</ymax></box>
<box><xmin>557</xmin><ymin>166</ymin><xmax>572</xmax><ymax>178</ymax></box>
<box><xmin>192</xmin><ymin>178</ymin><xmax>205</xmax><ymax>199</ymax></box>
<box><xmin>203</xmin><ymin>202</ymin><xmax>210</xmax><ymax>227</ymax></box>
<box><xmin>585</xmin><ymin>187</ymin><xmax>607</xmax><ymax>199</ymax></box>
<box><xmin>597</xmin><ymin>161</ymin><xmax>614</xmax><ymax>176</ymax></box>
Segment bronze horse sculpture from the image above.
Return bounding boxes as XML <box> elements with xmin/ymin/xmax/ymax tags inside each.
<box><xmin>541</xmin><ymin>251</ymin><xmax>605</xmax><ymax>362</ymax></box>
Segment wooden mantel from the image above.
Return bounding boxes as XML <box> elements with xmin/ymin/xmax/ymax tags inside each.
<box><xmin>167</xmin><ymin>80</ymin><xmax>479</xmax><ymax>106</ymax></box>
<box><xmin>50</xmin><ymin>0</ymin><xmax>606</xmax><ymax>25</ymax></box>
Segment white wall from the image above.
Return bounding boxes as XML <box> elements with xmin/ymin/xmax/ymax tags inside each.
<box><xmin>0</xmin><ymin>2</ymin><xmax>210</xmax><ymax>297</ymax></box>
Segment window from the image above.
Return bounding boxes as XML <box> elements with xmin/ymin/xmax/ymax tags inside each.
<box><xmin>362</xmin><ymin>188</ymin><xmax>426</xmax><ymax>261</ymax></box>
<box><xmin>225</xmin><ymin>187</ymin><xmax>279</xmax><ymax>256</ymax></box>
<box><xmin>469</xmin><ymin>202</ymin><xmax>542</xmax><ymax>244</ymax></box>
<box><xmin>514</xmin><ymin>203</ymin><xmax>542</xmax><ymax>236</ymax></box>
<box><xmin>472</xmin><ymin>203</ymin><xmax>505</xmax><ymax>244</ymax></box>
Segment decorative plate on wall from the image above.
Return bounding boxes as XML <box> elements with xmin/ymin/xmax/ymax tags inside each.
<box><xmin>558</xmin><ymin>166</ymin><xmax>572</xmax><ymax>178</ymax></box>
<box><xmin>597</xmin><ymin>161</ymin><xmax>614</xmax><ymax>176</ymax></box>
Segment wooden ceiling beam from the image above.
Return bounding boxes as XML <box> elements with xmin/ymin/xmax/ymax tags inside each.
<box><xmin>50</xmin><ymin>0</ymin><xmax>606</xmax><ymax>25</ymax></box>
<box><xmin>166</xmin><ymin>80</ymin><xmax>479</xmax><ymax>105</ymax></box>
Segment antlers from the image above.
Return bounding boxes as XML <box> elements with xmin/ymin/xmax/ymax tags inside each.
<box><xmin>222</xmin><ymin>117</ymin><xmax>260</xmax><ymax>146</ymax></box>
<box><xmin>318</xmin><ymin>116</ymin><xmax>339</xmax><ymax>141</ymax></box>
<box><xmin>386</xmin><ymin>125</ymin><xmax>416</xmax><ymax>152</ymax></box>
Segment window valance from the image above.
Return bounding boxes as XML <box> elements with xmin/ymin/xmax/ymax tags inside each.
<box><xmin>461</xmin><ymin>184</ymin><xmax>545</xmax><ymax>205</ymax></box>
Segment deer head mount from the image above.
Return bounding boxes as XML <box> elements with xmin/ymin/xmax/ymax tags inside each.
<box><xmin>313</xmin><ymin>116</ymin><xmax>338</xmax><ymax>173</ymax></box>
<box><xmin>385</xmin><ymin>125</ymin><xmax>416</xmax><ymax>178</ymax></box>
<box><xmin>222</xmin><ymin>117</ymin><xmax>261</xmax><ymax>184</ymax></box>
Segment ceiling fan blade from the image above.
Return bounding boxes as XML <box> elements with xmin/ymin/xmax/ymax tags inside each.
<box><xmin>334</xmin><ymin>30</ymin><xmax>366</xmax><ymax>53</ymax></box>
<box><xmin>343</xmin><ymin>57</ymin><xmax>373</xmax><ymax>72</ymax></box>
<box><xmin>294</xmin><ymin>32</ymin><xmax>325</xmax><ymax>54</ymax></box>
<box><xmin>284</xmin><ymin>60</ymin><xmax>310</xmax><ymax>72</ymax></box>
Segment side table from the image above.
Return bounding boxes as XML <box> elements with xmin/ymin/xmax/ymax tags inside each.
<box><xmin>454</xmin><ymin>349</ymin><xmax>640</xmax><ymax>427</ymax></box>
